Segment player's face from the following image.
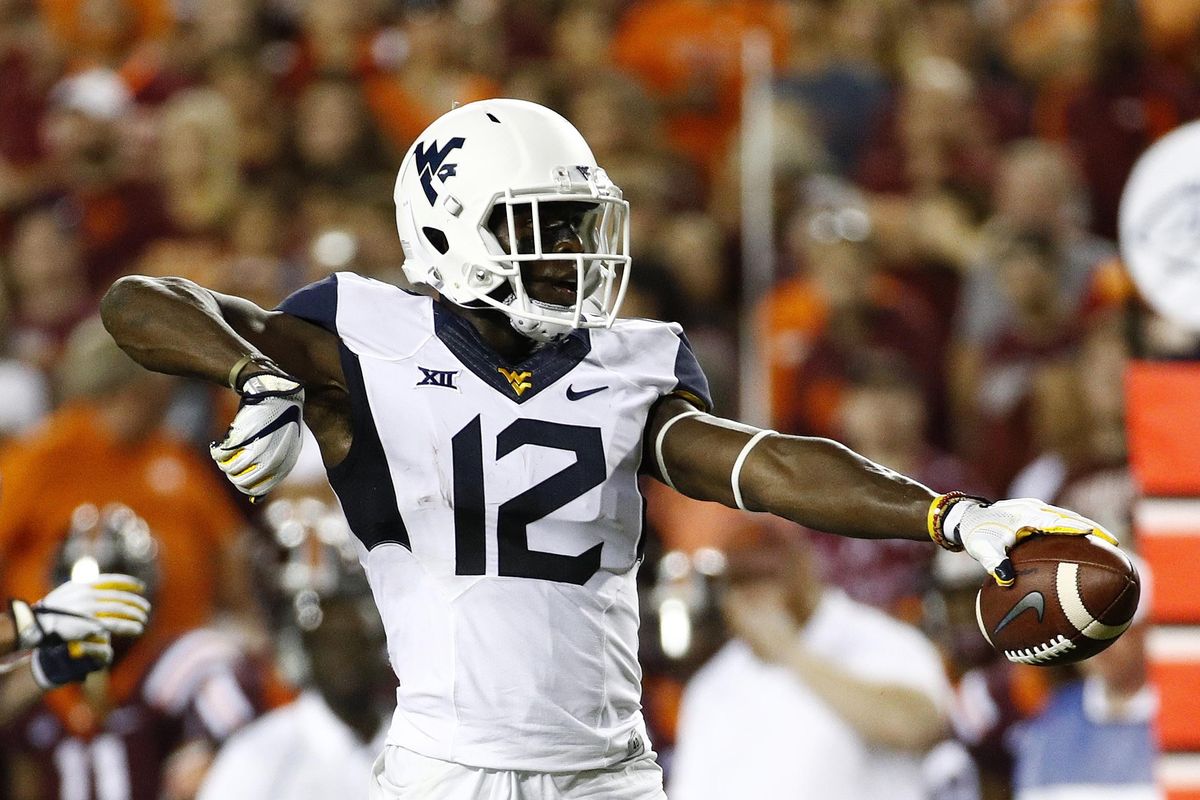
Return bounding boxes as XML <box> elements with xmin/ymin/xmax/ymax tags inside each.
<box><xmin>487</xmin><ymin>201</ymin><xmax>596</xmax><ymax>307</ymax></box>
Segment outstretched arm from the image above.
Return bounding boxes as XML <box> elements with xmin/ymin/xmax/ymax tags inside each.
<box><xmin>645</xmin><ymin>397</ymin><xmax>934</xmax><ymax>541</ymax></box>
<box><xmin>646</xmin><ymin>396</ymin><xmax>1115</xmax><ymax>584</ymax></box>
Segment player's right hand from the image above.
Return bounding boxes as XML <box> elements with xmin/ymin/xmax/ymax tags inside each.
<box><xmin>10</xmin><ymin>573</ymin><xmax>151</xmax><ymax>651</ymax></box>
<box><xmin>210</xmin><ymin>372</ymin><xmax>305</xmax><ymax>498</ymax></box>
<box><xmin>948</xmin><ymin>498</ymin><xmax>1118</xmax><ymax>587</ymax></box>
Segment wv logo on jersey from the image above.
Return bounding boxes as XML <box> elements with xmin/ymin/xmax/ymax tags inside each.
<box><xmin>415</xmin><ymin>137</ymin><xmax>466</xmax><ymax>205</ymax></box>
<box><xmin>417</xmin><ymin>366</ymin><xmax>459</xmax><ymax>390</ymax></box>
<box><xmin>497</xmin><ymin>367</ymin><xmax>533</xmax><ymax>396</ymax></box>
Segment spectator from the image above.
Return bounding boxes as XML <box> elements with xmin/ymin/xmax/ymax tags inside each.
<box><xmin>44</xmin><ymin>0</ymin><xmax>170</xmax><ymax>70</ymax></box>
<box><xmin>1037</xmin><ymin>0</ymin><xmax>1200</xmax><ymax>239</ymax></box>
<box><xmin>857</xmin><ymin>55</ymin><xmax>999</xmax><ymax>207</ymax></box>
<box><xmin>954</xmin><ymin>141</ymin><xmax>1117</xmax><ymax>369</ymax></box>
<box><xmin>0</xmin><ymin>2</ymin><xmax>59</xmax><ymax>199</ymax></box>
<box><xmin>670</xmin><ymin>530</ymin><xmax>951</xmax><ymax>800</ymax></box>
<box><xmin>290</xmin><ymin>76</ymin><xmax>392</xmax><ymax>196</ymax></box>
<box><xmin>644</xmin><ymin>212</ymin><xmax>739</xmax><ymax>411</ymax></box>
<box><xmin>136</xmin><ymin>88</ymin><xmax>240</xmax><ymax>286</ymax></box>
<box><xmin>3</xmin><ymin>204</ymin><xmax>93</xmax><ymax>370</ymax></box>
<box><xmin>205</xmin><ymin>52</ymin><xmax>288</xmax><ymax>180</ymax></box>
<box><xmin>40</xmin><ymin>67</ymin><xmax>171</xmax><ymax>290</ymax></box>
<box><xmin>773</xmin><ymin>0</ymin><xmax>890</xmax><ymax>175</ymax></box>
<box><xmin>953</xmin><ymin>229</ymin><xmax>1086</xmax><ymax>491</ymax></box>
<box><xmin>360</xmin><ymin>4</ymin><xmax>499</xmax><ymax>153</ymax></box>
<box><xmin>762</xmin><ymin>178</ymin><xmax>941</xmax><ymax>439</ymax></box>
<box><xmin>1011</xmin><ymin>568</ymin><xmax>1159</xmax><ymax>800</ymax></box>
<box><xmin>1010</xmin><ymin>314</ymin><xmax>1135</xmax><ymax>543</ymax></box>
<box><xmin>548</xmin><ymin>1</ymin><xmax>620</xmax><ymax>92</ymax></box>
<box><xmin>924</xmin><ymin>550</ymin><xmax>1035</xmax><ymax>800</ymax></box>
<box><xmin>198</xmin><ymin>497</ymin><xmax>394</xmax><ymax>800</ymax></box>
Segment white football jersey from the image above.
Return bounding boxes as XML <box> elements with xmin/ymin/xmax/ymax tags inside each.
<box><xmin>277</xmin><ymin>272</ymin><xmax>711</xmax><ymax>772</ymax></box>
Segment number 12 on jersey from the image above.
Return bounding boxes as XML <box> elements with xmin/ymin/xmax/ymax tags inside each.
<box><xmin>451</xmin><ymin>416</ymin><xmax>606</xmax><ymax>585</ymax></box>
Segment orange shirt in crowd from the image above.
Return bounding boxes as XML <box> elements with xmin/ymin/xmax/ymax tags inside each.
<box><xmin>37</xmin><ymin>0</ymin><xmax>173</xmax><ymax>86</ymax></box>
<box><xmin>0</xmin><ymin>402</ymin><xmax>243</xmax><ymax>698</ymax></box>
<box><xmin>611</xmin><ymin>0</ymin><xmax>789</xmax><ymax>175</ymax></box>
<box><xmin>363</xmin><ymin>72</ymin><xmax>502</xmax><ymax>153</ymax></box>
<box><xmin>38</xmin><ymin>0</ymin><xmax>171</xmax><ymax>45</ymax></box>
<box><xmin>756</xmin><ymin>274</ymin><xmax>832</xmax><ymax>434</ymax></box>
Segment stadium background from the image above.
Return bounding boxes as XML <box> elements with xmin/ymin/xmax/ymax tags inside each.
<box><xmin>1</xmin><ymin>0</ymin><xmax>1199</xmax><ymax>797</ymax></box>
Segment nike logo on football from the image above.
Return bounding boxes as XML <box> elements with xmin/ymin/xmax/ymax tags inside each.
<box><xmin>566</xmin><ymin>384</ymin><xmax>608</xmax><ymax>401</ymax></box>
<box><xmin>994</xmin><ymin>590</ymin><xmax>1046</xmax><ymax>635</ymax></box>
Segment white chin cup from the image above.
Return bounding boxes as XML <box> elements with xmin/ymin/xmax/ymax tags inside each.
<box><xmin>506</xmin><ymin>298</ymin><xmax>574</xmax><ymax>343</ymax></box>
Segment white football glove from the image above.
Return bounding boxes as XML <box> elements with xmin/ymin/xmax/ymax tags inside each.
<box><xmin>9</xmin><ymin>573</ymin><xmax>151</xmax><ymax>651</ymax></box>
<box><xmin>210</xmin><ymin>372</ymin><xmax>305</xmax><ymax>499</ymax></box>
<box><xmin>945</xmin><ymin>497</ymin><xmax>1119</xmax><ymax>586</ymax></box>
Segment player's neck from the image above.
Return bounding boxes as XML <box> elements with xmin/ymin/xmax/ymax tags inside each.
<box><xmin>452</xmin><ymin>304</ymin><xmax>540</xmax><ymax>363</ymax></box>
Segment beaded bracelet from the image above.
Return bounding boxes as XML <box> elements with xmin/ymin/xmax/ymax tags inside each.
<box><xmin>927</xmin><ymin>491</ymin><xmax>970</xmax><ymax>552</ymax></box>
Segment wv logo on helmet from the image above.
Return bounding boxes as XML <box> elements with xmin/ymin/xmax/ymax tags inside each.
<box><xmin>415</xmin><ymin>137</ymin><xmax>466</xmax><ymax>205</ymax></box>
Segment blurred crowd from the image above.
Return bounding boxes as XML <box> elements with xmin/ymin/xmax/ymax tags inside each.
<box><xmin>1</xmin><ymin>0</ymin><xmax>1197</xmax><ymax>798</ymax></box>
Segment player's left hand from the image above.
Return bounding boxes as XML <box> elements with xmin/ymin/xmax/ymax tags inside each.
<box><xmin>947</xmin><ymin>497</ymin><xmax>1119</xmax><ymax>587</ymax></box>
<box><xmin>210</xmin><ymin>371</ymin><xmax>305</xmax><ymax>499</ymax></box>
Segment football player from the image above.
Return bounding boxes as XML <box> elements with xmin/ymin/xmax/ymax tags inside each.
<box><xmin>4</xmin><ymin>504</ymin><xmax>264</xmax><ymax>800</ymax></box>
<box><xmin>100</xmin><ymin>98</ymin><xmax>1115</xmax><ymax>799</ymax></box>
<box><xmin>2</xmin><ymin>574</ymin><xmax>150</xmax><ymax>724</ymax></box>
<box><xmin>198</xmin><ymin>496</ymin><xmax>393</xmax><ymax>800</ymax></box>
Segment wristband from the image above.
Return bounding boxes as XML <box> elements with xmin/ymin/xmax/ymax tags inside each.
<box><xmin>228</xmin><ymin>354</ymin><xmax>283</xmax><ymax>391</ymax></box>
<box><xmin>228</xmin><ymin>354</ymin><xmax>256</xmax><ymax>389</ymax></box>
<box><xmin>927</xmin><ymin>492</ymin><xmax>970</xmax><ymax>552</ymax></box>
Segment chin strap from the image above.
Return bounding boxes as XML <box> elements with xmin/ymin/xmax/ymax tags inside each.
<box><xmin>508</xmin><ymin>314</ymin><xmax>571</xmax><ymax>343</ymax></box>
<box><xmin>503</xmin><ymin>294</ymin><xmax>575</xmax><ymax>343</ymax></box>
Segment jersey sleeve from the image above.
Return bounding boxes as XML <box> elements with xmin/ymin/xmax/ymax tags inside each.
<box><xmin>671</xmin><ymin>331</ymin><xmax>713</xmax><ymax>412</ymax></box>
<box><xmin>276</xmin><ymin>275</ymin><xmax>339</xmax><ymax>335</ymax></box>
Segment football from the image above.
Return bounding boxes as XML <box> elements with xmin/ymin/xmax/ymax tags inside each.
<box><xmin>975</xmin><ymin>534</ymin><xmax>1140</xmax><ymax>666</ymax></box>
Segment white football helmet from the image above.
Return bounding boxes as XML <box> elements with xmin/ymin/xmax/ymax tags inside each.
<box><xmin>394</xmin><ymin>98</ymin><xmax>631</xmax><ymax>342</ymax></box>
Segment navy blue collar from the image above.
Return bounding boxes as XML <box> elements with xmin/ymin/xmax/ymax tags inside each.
<box><xmin>432</xmin><ymin>301</ymin><xmax>592</xmax><ymax>404</ymax></box>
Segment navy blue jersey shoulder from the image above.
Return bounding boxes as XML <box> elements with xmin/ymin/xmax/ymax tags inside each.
<box><xmin>328</xmin><ymin>343</ymin><xmax>411</xmax><ymax>551</ymax></box>
<box><xmin>275</xmin><ymin>275</ymin><xmax>338</xmax><ymax>334</ymax></box>
<box><xmin>274</xmin><ymin>275</ymin><xmax>411</xmax><ymax>552</ymax></box>
<box><xmin>673</xmin><ymin>331</ymin><xmax>713</xmax><ymax>412</ymax></box>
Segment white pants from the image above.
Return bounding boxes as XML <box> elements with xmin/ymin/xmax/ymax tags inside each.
<box><xmin>369</xmin><ymin>745</ymin><xmax>668</xmax><ymax>800</ymax></box>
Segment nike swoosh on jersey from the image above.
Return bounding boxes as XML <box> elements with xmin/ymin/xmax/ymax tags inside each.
<box><xmin>566</xmin><ymin>384</ymin><xmax>608</xmax><ymax>401</ymax></box>
<box><xmin>220</xmin><ymin>405</ymin><xmax>301</xmax><ymax>450</ymax></box>
<box><xmin>993</xmin><ymin>590</ymin><xmax>1046</xmax><ymax>635</ymax></box>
